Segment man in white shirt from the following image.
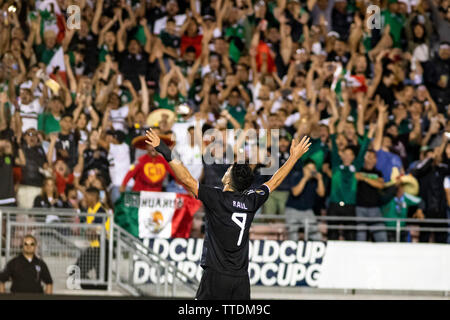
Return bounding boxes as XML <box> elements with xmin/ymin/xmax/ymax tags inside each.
<box><xmin>105</xmin><ymin>93</ymin><xmax>129</xmax><ymax>133</ymax></box>
<box><xmin>168</xmin><ymin>126</ymin><xmax>203</xmax><ymax>193</ymax></box>
<box><xmin>105</xmin><ymin>130</ymin><xmax>131</xmax><ymax>204</ymax></box>
<box><xmin>15</xmin><ymin>83</ymin><xmax>44</xmax><ymax>133</ymax></box>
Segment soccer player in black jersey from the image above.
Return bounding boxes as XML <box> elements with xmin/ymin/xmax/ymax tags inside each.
<box><xmin>145</xmin><ymin>129</ymin><xmax>311</xmax><ymax>300</ymax></box>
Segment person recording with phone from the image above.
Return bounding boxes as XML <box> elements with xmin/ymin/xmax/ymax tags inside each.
<box><xmin>285</xmin><ymin>159</ymin><xmax>325</xmax><ymax>241</ymax></box>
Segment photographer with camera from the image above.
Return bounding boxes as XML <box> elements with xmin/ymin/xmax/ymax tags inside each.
<box><xmin>285</xmin><ymin>158</ymin><xmax>325</xmax><ymax>241</ymax></box>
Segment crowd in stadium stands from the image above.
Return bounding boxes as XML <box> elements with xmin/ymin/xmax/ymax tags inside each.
<box><xmin>0</xmin><ymin>0</ymin><xmax>449</xmax><ymax>243</ymax></box>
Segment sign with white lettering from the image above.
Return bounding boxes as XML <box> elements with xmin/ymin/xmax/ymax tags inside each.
<box><xmin>133</xmin><ymin>239</ymin><xmax>326</xmax><ymax>287</ymax></box>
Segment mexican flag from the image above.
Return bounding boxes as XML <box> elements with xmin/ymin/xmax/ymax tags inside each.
<box><xmin>37</xmin><ymin>0</ymin><xmax>66</xmax><ymax>43</ymax></box>
<box><xmin>46</xmin><ymin>47</ymin><xmax>67</xmax><ymax>85</ymax></box>
<box><xmin>331</xmin><ymin>65</ymin><xmax>367</xmax><ymax>103</ymax></box>
<box><xmin>114</xmin><ymin>192</ymin><xmax>201</xmax><ymax>239</ymax></box>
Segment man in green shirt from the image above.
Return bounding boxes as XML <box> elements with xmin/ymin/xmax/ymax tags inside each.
<box><xmin>381</xmin><ymin>184</ymin><xmax>424</xmax><ymax>242</ymax></box>
<box><xmin>153</xmin><ymin>90</ymin><xmax>186</xmax><ymax>112</ymax></box>
<box><xmin>381</xmin><ymin>0</ymin><xmax>406</xmax><ymax>49</ymax></box>
<box><xmin>35</xmin><ymin>30</ymin><xmax>60</xmax><ymax>65</ymax></box>
<box><xmin>327</xmin><ymin>123</ymin><xmax>374</xmax><ymax>240</ymax></box>
<box><xmin>154</xmin><ymin>65</ymin><xmax>188</xmax><ymax>114</ymax></box>
<box><xmin>225</xmin><ymin>88</ymin><xmax>246</xmax><ymax>129</ymax></box>
<box><xmin>225</xmin><ymin>15</ymin><xmax>245</xmax><ymax>63</ymax></box>
<box><xmin>38</xmin><ymin>97</ymin><xmax>63</xmax><ymax>135</ymax></box>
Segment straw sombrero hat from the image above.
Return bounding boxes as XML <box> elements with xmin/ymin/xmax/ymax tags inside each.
<box><xmin>131</xmin><ymin>134</ymin><xmax>175</xmax><ymax>150</ymax></box>
<box><xmin>384</xmin><ymin>167</ymin><xmax>419</xmax><ymax>196</ymax></box>
<box><xmin>146</xmin><ymin>109</ymin><xmax>176</xmax><ymax>128</ymax></box>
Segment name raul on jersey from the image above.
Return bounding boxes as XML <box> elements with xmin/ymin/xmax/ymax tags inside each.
<box><xmin>232</xmin><ymin>201</ymin><xmax>248</xmax><ymax>209</ymax></box>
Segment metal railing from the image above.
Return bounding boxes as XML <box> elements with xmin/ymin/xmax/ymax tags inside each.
<box><xmin>0</xmin><ymin>208</ymin><xmax>113</xmax><ymax>291</ymax></box>
<box><xmin>252</xmin><ymin>214</ymin><xmax>450</xmax><ymax>242</ymax></box>
<box><xmin>114</xmin><ymin>225</ymin><xmax>199</xmax><ymax>297</ymax></box>
<box><xmin>0</xmin><ymin>207</ymin><xmax>199</xmax><ymax>297</ymax></box>
<box><xmin>1</xmin><ymin>207</ymin><xmax>448</xmax><ymax>296</ymax></box>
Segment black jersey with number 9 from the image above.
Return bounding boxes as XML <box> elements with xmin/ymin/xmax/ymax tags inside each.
<box><xmin>197</xmin><ymin>183</ymin><xmax>270</xmax><ymax>276</ymax></box>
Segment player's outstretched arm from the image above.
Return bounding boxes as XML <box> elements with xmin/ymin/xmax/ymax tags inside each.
<box><xmin>145</xmin><ymin>129</ymin><xmax>199</xmax><ymax>197</ymax></box>
<box><xmin>264</xmin><ymin>135</ymin><xmax>311</xmax><ymax>193</ymax></box>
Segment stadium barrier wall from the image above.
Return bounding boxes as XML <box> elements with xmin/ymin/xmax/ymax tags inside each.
<box><xmin>317</xmin><ymin>241</ymin><xmax>450</xmax><ymax>292</ymax></box>
<box><xmin>134</xmin><ymin>239</ymin><xmax>450</xmax><ymax>292</ymax></box>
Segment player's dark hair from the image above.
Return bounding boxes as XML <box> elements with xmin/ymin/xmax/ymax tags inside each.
<box><xmin>231</xmin><ymin>163</ymin><xmax>254</xmax><ymax>193</ymax></box>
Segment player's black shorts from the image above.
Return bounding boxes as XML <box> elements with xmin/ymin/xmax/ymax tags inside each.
<box><xmin>195</xmin><ymin>267</ymin><xmax>250</xmax><ymax>300</ymax></box>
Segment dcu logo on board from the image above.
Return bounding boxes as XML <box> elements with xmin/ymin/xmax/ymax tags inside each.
<box><xmin>133</xmin><ymin>239</ymin><xmax>327</xmax><ymax>288</ymax></box>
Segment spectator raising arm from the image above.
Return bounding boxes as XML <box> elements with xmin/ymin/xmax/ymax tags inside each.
<box><xmin>62</xmin><ymin>29</ymin><xmax>75</xmax><ymax>52</ymax></box>
<box><xmin>91</xmin><ymin>0</ymin><xmax>105</xmax><ymax>35</ymax></box>
<box><xmin>159</xmin><ymin>65</ymin><xmax>178</xmax><ymax>99</ymax></box>
<box><xmin>354</xmin><ymin>123</ymin><xmax>375</xmax><ymax>171</ymax></box>
<box><xmin>64</xmin><ymin>54</ymin><xmax>77</xmax><ymax>93</ymax></box>
<box><xmin>0</xmin><ymin>92</ymin><xmax>8</xmax><ymax>131</ymax></box>
<box><xmin>356</xmin><ymin>93</ymin><xmax>366</xmax><ymax>137</ymax></box>
<box><xmin>279</xmin><ymin>15</ymin><xmax>292</xmax><ymax>66</ymax></box>
<box><xmin>221</xmin><ymin>109</ymin><xmax>241</xmax><ymax>129</ymax></box>
<box><xmin>122</xmin><ymin>0</ymin><xmax>137</xmax><ymax>27</ymax></box>
<box><xmin>367</xmin><ymin>51</ymin><xmax>385</xmax><ymax>100</ymax></box>
<box><xmin>98</xmin><ymin>12</ymin><xmax>119</xmax><ymax>48</ymax></box>
<box><xmin>336</xmin><ymin>89</ymin><xmax>351</xmax><ymax>134</ymax></box>
<box><xmin>139</xmin><ymin>75</ymin><xmax>149</xmax><ymax>116</ymax></box>
<box><xmin>117</xmin><ymin>19</ymin><xmax>134</xmax><ymax>53</ymax></box>
<box><xmin>172</xmin><ymin>65</ymin><xmax>188</xmax><ymax>97</ymax></box>
<box><xmin>373</xmin><ymin>98</ymin><xmax>388</xmax><ymax>152</ymax></box>
<box><xmin>140</xmin><ymin>18</ymin><xmax>152</xmax><ymax>55</ymax></box>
